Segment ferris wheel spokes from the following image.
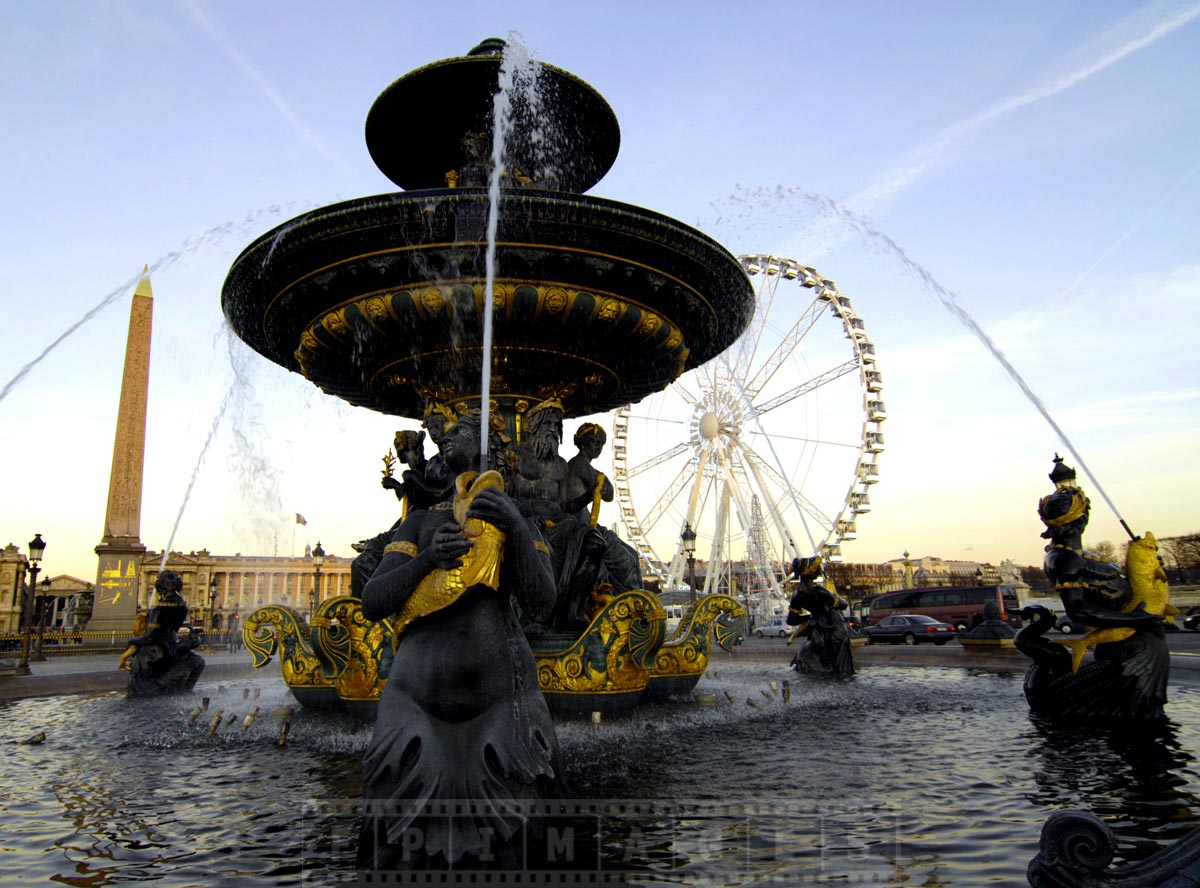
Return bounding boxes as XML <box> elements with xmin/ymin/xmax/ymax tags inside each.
<box><xmin>741</xmin><ymin>301</ymin><xmax>826</xmax><ymax>398</ymax></box>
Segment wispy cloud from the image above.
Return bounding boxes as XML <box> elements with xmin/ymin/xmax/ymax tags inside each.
<box><xmin>181</xmin><ymin>0</ymin><xmax>351</xmax><ymax>174</ymax></box>
<box><xmin>850</xmin><ymin>1</ymin><xmax>1200</xmax><ymax>218</ymax></box>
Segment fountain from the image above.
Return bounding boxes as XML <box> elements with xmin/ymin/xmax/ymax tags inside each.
<box><xmin>0</xmin><ymin>36</ymin><xmax>1184</xmax><ymax>887</ymax></box>
<box><xmin>225</xmin><ymin>39</ymin><xmax>751</xmax><ymax>720</ymax></box>
<box><xmin>220</xmin><ymin>37</ymin><xmax>755</xmax><ymax>869</ymax></box>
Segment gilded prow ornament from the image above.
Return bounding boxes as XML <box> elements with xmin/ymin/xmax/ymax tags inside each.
<box><xmin>647</xmin><ymin>593</ymin><xmax>746</xmax><ymax>701</ymax></box>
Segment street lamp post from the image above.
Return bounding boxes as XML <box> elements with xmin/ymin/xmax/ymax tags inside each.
<box><xmin>208</xmin><ymin>575</ymin><xmax>219</xmax><ymax>643</ymax></box>
<box><xmin>33</xmin><ymin>577</ymin><xmax>52</xmax><ymax>661</ymax></box>
<box><xmin>310</xmin><ymin>541</ymin><xmax>325</xmax><ymax>619</ymax></box>
<box><xmin>15</xmin><ymin>533</ymin><xmax>46</xmax><ymax>676</ymax></box>
<box><xmin>681</xmin><ymin>522</ymin><xmax>697</xmax><ymax>606</ymax></box>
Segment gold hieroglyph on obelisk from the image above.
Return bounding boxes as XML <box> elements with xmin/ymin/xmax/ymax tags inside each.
<box><xmin>89</xmin><ymin>270</ymin><xmax>153</xmax><ymax>633</ymax></box>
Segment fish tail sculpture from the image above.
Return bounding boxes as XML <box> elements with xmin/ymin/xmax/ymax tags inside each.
<box><xmin>1056</xmin><ymin>532</ymin><xmax>1174</xmax><ymax>672</ymax></box>
<box><xmin>390</xmin><ymin>470</ymin><xmax>506</xmax><ymax>645</ymax></box>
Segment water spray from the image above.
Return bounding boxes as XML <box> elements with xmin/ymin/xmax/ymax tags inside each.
<box><xmin>774</xmin><ymin>188</ymin><xmax>1139</xmax><ymax>536</ymax></box>
<box><xmin>207</xmin><ymin>710</ymin><xmax>224</xmax><ymax>737</ymax></box>
<box><xmin>241</xmin><ymin>706</ymin><xmax>260</xmax><ymax>733</ymax></box>
<box><xmin>480</xmin><ymin>34</ymin><xmax>539</xmax><ymax>471</ymax></box>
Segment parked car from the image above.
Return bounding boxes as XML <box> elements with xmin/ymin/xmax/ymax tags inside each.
<box><xmin>1184</xmin><ymin>609</ymin><xmax>1200</xmax><ymax>632</ymax></box>
<box><xmin>864</xmin><ymin>614</ymin><xmax>955</xmax><ymax>646</ymax></box>
<box><xmin>755</xmin><ymin>618</ymin><xmax>791</xmax><ymax>638</ymax></box>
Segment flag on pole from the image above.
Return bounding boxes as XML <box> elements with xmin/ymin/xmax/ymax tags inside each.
<box><xmin>295</xmin><ymin>513</ymin><xmax>308</xmax><ymax>526</ymax></box>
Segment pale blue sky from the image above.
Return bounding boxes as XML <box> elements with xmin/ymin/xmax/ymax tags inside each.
<box><xmin>1</xmin><ymin>0</ymin><xmax>1197</xmax><ymax>581</ymax></box>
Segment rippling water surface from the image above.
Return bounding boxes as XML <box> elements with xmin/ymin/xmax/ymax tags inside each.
<box><xmin>3</xmin><ymin>665</ymin><xmax>1199</xmax><ymax>885</ymax></box>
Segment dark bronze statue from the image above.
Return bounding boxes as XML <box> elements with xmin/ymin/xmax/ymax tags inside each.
<box><xmin>511</xmin><ymin>406</ymin><xmax>640</xmax><ymax>632</ymax></box>
<box><xmin>785</xmin><ymin>556</ymin><xmax>855</xmax><ymax>677</ymax></box>
<box><xmin>351</xmin><ymin>408</ymin><xmax>457</xmax><ymax>598</ymax></box>
<box><xmin>357</xmin><ymin>411</ymin><xmax>562</xmax><ymax>870</ymax></box>
<box><xmin>1016</xmin><ymin>456</ymin><xmax>1172</xmax><ymax>721</ymax></box>
<box><xmin>957</xmin><ymin>599</ymin><xmax>1016</xmax><ymax>639</ymax></box>
<box><xmin>118</xmin><ymin>570</ymin><xmax>205</xmax><ymax>696</ymax></box>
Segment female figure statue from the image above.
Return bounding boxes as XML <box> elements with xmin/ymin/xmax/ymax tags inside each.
<box><xmin>785</xmin><ymin>556</ymin><xmax>855</xmax><ymax>677</ymax></box>
<box><xmin>118</xmin><ymin>570</ymin><xmax>205</xmax><ymax>696</ymax></box>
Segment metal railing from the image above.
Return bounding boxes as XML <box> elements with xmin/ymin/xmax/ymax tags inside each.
<box><xmin>0</xmin><ymin>630</ymin><xmax>243</xmax><ymax>658</ymax></box>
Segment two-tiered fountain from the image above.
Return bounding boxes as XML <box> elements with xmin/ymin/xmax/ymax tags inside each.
<box><xmin>221</xmin><ymin>38</ymin><xmax>753</xmax><ymax>870</ymax></box>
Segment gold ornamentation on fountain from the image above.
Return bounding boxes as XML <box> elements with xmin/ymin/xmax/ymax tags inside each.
<box><xmin>419</xmin><ymin>287</ymin><xmax>443</xmax><ymax>314</ymax></box>
<box><xmin>597</xmin><ymin>298</ymin><xmax>622</xmax><ymax>321</ymax></box>
<box><xmin>363</xmin><ymin>296</ymin><xmax>389</xmax><ymax>323</ymax></box>
<box><xmin>653</xmin><ymin>594</ymin><xmax>745</xmax><ymax>680</ymax></box>
<box><xmin>535</xmin><ymin>589</ymin><xmax>666</xmax><ymax>695</ymax></box>
<box><xmin>324</xmin><ymin>309</ymin><xmax>350</xmax><ymax>336</ymax></box>
<box><xmin>391</xmin><ymin>470</ymin><xmax>507</xmax><ymax>645</ymax></box>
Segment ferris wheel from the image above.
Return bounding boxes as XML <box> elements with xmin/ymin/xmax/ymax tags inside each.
<box><xmin>611</xmin><ymin>254</ymin><xmax>884</xmax><ymax>620</ymax></box>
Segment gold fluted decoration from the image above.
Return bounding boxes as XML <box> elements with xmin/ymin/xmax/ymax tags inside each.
<box><xmin>391</xmin><ymin>470</ymin><xmax>506</xmax><ymax>644</ymax></box>
<box><xmin>652</xmin><ymin>594</ymin><xmax>746</xmax><ymax>682</ymax></box>
<box><xmin>535</xmin><ymin>590</ymin><xmax>667</xmax><ymax>695</ymax></box>
<box><xmin>242</xmin><ymin>605</ymin><xmax>332</xmax><ymax>692</ymax></box>
<box><xmin>322</xmin><ymin>597</ymin><xmax>391</xmax><ymax>702</ymax></box>
<box><xmin>245</xmin><ymin>597</ymin><xmax>393</xmax><ymax>704</ymax></box>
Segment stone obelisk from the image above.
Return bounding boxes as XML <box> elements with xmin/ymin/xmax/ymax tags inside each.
<box><xmin>89</xmin><ymin>272</ymin><xmax>153</xmax><ymax>633</ymax></box>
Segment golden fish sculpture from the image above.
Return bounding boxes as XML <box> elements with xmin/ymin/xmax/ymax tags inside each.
<box><xmin>391</xmin><ymin>470</ymin><xmax>506</xmax><ymax>645</ymax></box>
<box><xmin>1056</xmin><ymin>531</ymin><xmax>1178</xmax><ymax>672</ymax></box>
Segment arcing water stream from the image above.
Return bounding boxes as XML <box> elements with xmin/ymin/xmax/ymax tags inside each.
<box><xmin>715</xmin><ymin>185</ymin><xmax>1134</xmax><ymax>535</ymax></box>
<box><xmin>0</xmin><ymin>202</ymin><xmax>314</xmax><ymax>407</ymax></box>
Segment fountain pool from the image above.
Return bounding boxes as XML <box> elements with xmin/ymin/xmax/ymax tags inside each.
<box><xmin>3</xmin><ymin>664</ymin><xmax>1199</xmax><ymax>885</ymax></box>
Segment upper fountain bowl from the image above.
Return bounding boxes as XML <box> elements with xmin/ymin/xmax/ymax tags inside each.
<box><xmin>365</xmin><ymin>38</ymin><xmax>620</xmax><ymax>193</ymax></box>
<box><xmin>222</xmin><ymin>39</ymin><xmax>754</xmax><ymax>420</ymax></box>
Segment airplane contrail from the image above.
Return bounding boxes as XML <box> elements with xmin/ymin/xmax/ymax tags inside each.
<box><xmin>785</xmin><ymin>1</ymin><xmax>1200</xmax><ymax>260</ymax></box>
<box><xmin>181</xmin><ymin>0</ymin><xmax>353</xmax><ymax>175</ymax></box>
<box><xmin>851</xmin><ymin>1</ymin><xmax>1200</xmax><ymax>218</ymax></box>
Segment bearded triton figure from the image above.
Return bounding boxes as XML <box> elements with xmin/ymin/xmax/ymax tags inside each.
<box><xmin>512</xmin><ymin>404</ymin><xmax>641</xmax><ymax>631</ymax></box>
<box><xmin>118</xmin><ymin>570</ymin><xmax>205</xmax><ymax>696</ymax></box>
<box><xmin>1015</xmin><ymin>456</ymin><xmax>1171</xmax><ymax>721</ymax></box>
<box><xmin>357</xmin><ymin>411</ymin><xmax>562</xmax><ymax>870</ymax></box>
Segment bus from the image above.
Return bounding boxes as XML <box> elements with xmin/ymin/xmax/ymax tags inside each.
<box><xmin>866</xmin><ymin>585</ymin><xmax>1022</xmax><ymax>631</ymax></box>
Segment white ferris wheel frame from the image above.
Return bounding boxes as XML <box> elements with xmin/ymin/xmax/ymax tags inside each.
<box><xmin>610</xmin><ymin>254</ymin><xmax>885</xmax><ymax>616</ymax></box>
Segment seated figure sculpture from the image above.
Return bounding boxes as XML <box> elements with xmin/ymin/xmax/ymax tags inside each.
<box><xmin>1016</xmin><ymin>456</ymin><xmax>1171</xmax><ymax>721</ymax></box>
<box><xmin>511</xmin><ymin>403</ymin><xmax>640</xmax><ymax>632</ymax></box>
<box><xmin>357</xmin><ymin>411</ymin><xmax>561</xmax><ymax>871</ymax></box>
<box><xmin>350</xmin><ymin>405</ymin><xmax>456</xmax><ymax>598</ymax></box>
<box><xmin>784</xmin><ymin>556</ymin><xmax>855</xmax><ymax>677</ymax></box>
<box><xmin>117</xmin><ymin>570</ymin><xmax>205</xmax><ymax>696</ymax></box>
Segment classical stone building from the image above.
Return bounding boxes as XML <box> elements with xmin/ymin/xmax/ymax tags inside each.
<box><xmin>137</xmin><ymin>548</ymin><xmax>353</xmax><ymax>632</ymax></box>
<box><xmin>0</xmin><ymin>544</ymin><xmax>95</xmax><ymax>635</ymax></box>
<box><xmin>0</xmin><ymin>544</ymin><xmax>29</xmax><ymax>635</ymax></box>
